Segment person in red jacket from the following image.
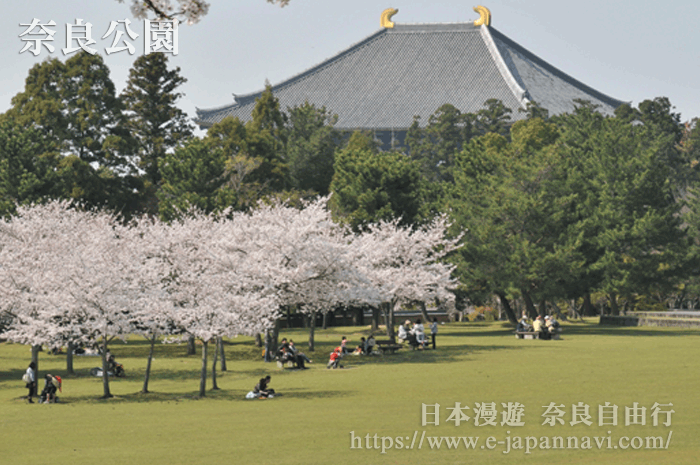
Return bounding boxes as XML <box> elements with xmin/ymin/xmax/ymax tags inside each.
<box><xmin>327</xmin><ymin>347</ymin><xmax>342</xmax><ymax>369</ymax></box>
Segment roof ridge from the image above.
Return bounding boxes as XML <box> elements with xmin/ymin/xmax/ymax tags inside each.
<box><xmin>479</xmin><ymin>24</ymin><xmax>529</xmax><ymax>110</ymax></box>
<box><xmin>488</xmin><ymin>26</ymin><xmax>625</xmax><ymax>109</ymax></box>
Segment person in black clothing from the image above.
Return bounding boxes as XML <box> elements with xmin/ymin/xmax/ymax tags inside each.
<box><xmin>288</xmin><ymin>340</ymin><xmax>310</xmax><ymax>368</ymax></box>
<box><xmin>254</xmin><ymin>375</ymin><xmax>275</xmax><ymax>398</ymax></box>
<box><xmin>276</xmin><ymin>338</ymin><xmax>292</xmax><ymax>362</ymax></box>
<box><xmin>40</xmin><ymin>374</ymin><xmax>58</xmax><ymax>403</ymax></box>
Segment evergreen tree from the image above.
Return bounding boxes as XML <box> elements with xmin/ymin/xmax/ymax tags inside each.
<box><xmin>244</xmin><ymin>84</ymin><xmax>289</xmax><ymax>192</ymax></box>
<box><xmin>157</xmin><ymin>137</ymin><xmax>234</xmax><ymax>222</ymax></box>
<box><xmin>330</xmin><ymin>133</ymin><xmax>424</xmax><ymax>231</ymax></box>
<box><xmin>474</xmin><ymin>99</ymin><xmax>513</xmax><ymax>137</ymax></box>
<box><xmin>407</xmin><ymin>104</ymin><xmax>474</xmax><ymax>184</ymax></box>
<box><xmin>0</xmin><ymin>117</ymin><xmax>60</xmax><ymax>217</ymax></box>
<box><xmin>121</xmin><ymin>53</ymin><xmax>193</xmax><ymax>215</ymax></box>
<box><xmin>286</xmin><ymin>102</ymin><xmax>339</xmax><ymax>195</ymax></box>
<box><xmin>8</xmin><ymin>52</ymin><xmax>138</xmax><ymax>215</ymax></box>
<box><xmin>450</xmin><ymin>118</ymin><xmax>562</xmax><ymax>321</ymax></box>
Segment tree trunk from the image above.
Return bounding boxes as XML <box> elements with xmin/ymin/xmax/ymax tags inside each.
<box><xmin>31</xmin><ymin>345</ymin><xmax>40</xmax><ymax>397</ymax></box>
<box><xmin>142</xmin><ymin>333</ymin><xmax>156</xmax><ymax>394</ymax></box>
<box><xmin>609</xmin><ymin>293</ymin><xmax>619</xmax><ymax>316</ymax></box>
<box><xmin>100</xmin><ymin>337</ymin><xmax>112</xmax><ymax>399</ymax></box>
<box><xmin>187</xmin><ymin>335</ymin><xmax>196</xmax><ymax>355</ymax></box>
<box><xmin>385</xmin><ymin>301</ymin><xmax>396</xmax><ymax>343</ymax></box>
<box><xmin>538</xmin><ymin>299</ymin><xmax>547</xmax><ymax>317</ymax></box>
<box><xmin>521</xmin><ymin>289</ymin><xmax>538</xmax><ymax>319</ymax></box>
<box><xmin>583</xmin><ymin>293</ymin><xmax>595</xmax><ymax>316</ymax></box>
<box><xmin>550</xmin><ymin>301</ymin><xmax>567</xmax><ymax>321</ymax></box>
<box><xmin>66</xmin><ymin>341</ymin><xmax>74</xmax><ymax>375</ymax></box>
<box><xmin>286</xmin><ymin>306</ymin><xmax>292</xmax><ymax>328</ymax></box>
<box><xmin>308</xmin><ymin>311</ymin><xmax>316</xmax><ymax>352</ymax></box>
<box><xmin>568</xmin><ymin>300</ymin><xmax>580</xmax><ymax>319</ymax></box>
<box><xmin>271</xmin><ymin>319</ymin><xmax>280</xmax><ymax>356</ymax></box>
<box><xmin>371</xmin><ymin>306</ymin><xmax>379</xmax><ymax>332</ymax></box>
<box><xmin>264</xmin><ymin>329</ymin><xmax>272</xmax><ymax>362</ymax></box>
<box><xmin>254</xmin><ymin>333</ymin><xmax>263</xmax><ymax>348</ymax></box>
<box><xmin>211</xmin><ymin>338</ymin><xmax>220</xmax><ymax>391</ymax></box>
<box><xmin>495</xmin><ymin>292</ymin><xmax>518</xmax><ymax>324</ymax></box>
<box><xmin>219</xmin><ymin>337</ymin><xmax>227</xmax><ymax>371</ymax></box>
<box><xmin>322</xmin><ymin>311</ymin><xmax>328</xmax><ymax>330</ymax></box>
<box><xmin>199</xmin><ymin>339</ymin><xmax>208</xmax><ymax>397</ymax></box>
<box><xmin>418</xmin><ymin>301</ymin><xmax>431</xmax><ymax>324</ymax></box>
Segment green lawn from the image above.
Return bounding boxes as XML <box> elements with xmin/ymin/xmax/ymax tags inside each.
<box><xmin>1</xmin><ymin>320</ymin><xmax>698</xmax><ymax>464</ymax></box>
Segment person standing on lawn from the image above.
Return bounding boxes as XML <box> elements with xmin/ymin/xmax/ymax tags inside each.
<box><xmin>24</xmin><ymin>362</ymin><xmax>36</xmax><ymax>403</ymax></box>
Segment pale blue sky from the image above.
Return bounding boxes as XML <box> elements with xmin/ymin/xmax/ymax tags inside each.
<box><xmin>2</xmin><ymin>0</ymin><xmax>699</xmax><ymax>129</ymax></box>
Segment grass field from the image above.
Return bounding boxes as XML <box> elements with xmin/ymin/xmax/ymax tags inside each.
<box><xmin>1</xmin><ymin>319</ymin><xmax>698</xmax><ymax>465</ymax></box>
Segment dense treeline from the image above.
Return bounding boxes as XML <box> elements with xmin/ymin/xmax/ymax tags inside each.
<box><xmin>1</xmin><ymin>51</ymin><xmax>700</xmax><ymax>317</ymax></box>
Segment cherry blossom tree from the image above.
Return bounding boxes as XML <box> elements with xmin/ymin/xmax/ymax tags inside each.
<box><xmin>155</xmin><ymin>210</ymin><xmax>280</xmax><ymax>396</ymax></box>
<box><xmin>349</xmin><ymin>216</ymin><xmax>461</xmax><ymax>342</ymax></box>
<box><xmin>118</xmin><ymin>0</ymin><xmax>289</xmax><ymax>25</ymax></box>
<box><xmin>0</xmin><ymin>202</ymin><xmax>144</xmax><ymax>398</ymax></box>
<box><xmin>236</xmin><ymin>197</ymin><xmax>376</xmax><ymax>351</ymax></box>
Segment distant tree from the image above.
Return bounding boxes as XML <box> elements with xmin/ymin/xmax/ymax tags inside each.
<box><xmin>244</xmin><ymin>84</ymin><xmax>289</xmax><ymax>193</ymax></box>
<box><xmin>450</xmin><ymin>117</ymin><xmax>562</xmax><ymax>322</ymax></box>
<box><xmin>0</xmin><ymin>202</ymin><xmax>142</xmax><ymax>398</ymax></box>
<box><xmin>286</xmin><ymin>102</ymin><xmax>339</xmax><ymax>195</ymax></box>
<box><xmin>406</xmin><ymin>104</ymin><xmax>474</xmax><ymax>184</ymax></box>
<box><xmin>475</xmin><ymin>99</ymin><xmax>513</xmax><ymax>137</ymax></box>
<box><xmin>8</xmin><ymin>53</ymin><xmax>139</xmax><ymax>215</ymax></box>
<box><xmin>121</xmin><ymin>53</ymin><xmax>193</xmax><ymax>215</ymax></box>
<box><xmin>330</xmin><ymin>136</ymin><xmax>424</xmax><ymax>231</ymax></box>
<box><xmin>157</xmin><ymin>137</ymin><xmax>234</xmax><ymax>221</ymax></box>
<box><xmin>554</xmin><ymin>102</ymin><xmax>692</xmax><ymax>314</ymax></box>
<box><xmin>349</xmin><ymin>216</ymin><xmax>460</xmax><ymax>342</ymax></box>
<box><xmin>0</xmin><ymin>118</ymin><xmax>60</xmax><ymax>217</ymax></box>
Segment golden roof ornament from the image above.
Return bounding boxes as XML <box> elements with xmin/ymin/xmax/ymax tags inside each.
<box><xmin>380</xmin><ymin>8</ymin><xmax>399</xmax><ymax>28</ymax></box>
<box><xmin>473</xmin><ymin>6</ymin><xmax>491</xmax><ymax>26</ymax></box>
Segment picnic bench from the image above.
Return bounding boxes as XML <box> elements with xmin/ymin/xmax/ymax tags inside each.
<box><xmin>515</xmin><ymin>330</ymin><xmax>561</xmax><ymax>340</ymax></box>
<box><xmin>374</xmin><ymin>339</ymin><xmax>403</xmax><ymax>354</ymax></box>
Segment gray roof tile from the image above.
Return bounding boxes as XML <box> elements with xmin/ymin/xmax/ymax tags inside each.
<box><xmin>196</xmin><ymin>23</ymin><xmax>624</xmax><ymax>130</ymax></box>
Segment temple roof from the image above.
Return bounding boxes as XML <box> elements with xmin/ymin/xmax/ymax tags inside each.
<box><xmin>196</xmin><ymin>21</ymin><xmax>625</xmax><ymax>130</ymax></box>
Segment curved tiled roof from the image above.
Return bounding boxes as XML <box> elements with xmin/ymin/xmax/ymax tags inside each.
<box><xmin>196</xmin><ymin>23</ymin><xmax>624</xmax><ymax>130</ymax></box>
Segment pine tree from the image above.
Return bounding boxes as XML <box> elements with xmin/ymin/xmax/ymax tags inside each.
<box><xmin>121</xmin><ymin>53</ymin><xmax>193</xmax><ymax>215</ymax></box>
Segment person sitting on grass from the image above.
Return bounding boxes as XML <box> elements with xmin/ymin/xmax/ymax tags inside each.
<box><xmin>254</xmin><ymin>375</ymin><xmax>275</xmax><ymax>398</ymax></box>
<box><xmin>352</xmin><ymin>337</ymin><xmax>366</xmax><ymax>355</ymax></box>
<box><xmin>40</xmin><ymin>374</ymin><xmax>61</xmax><ymax>404</ymax></box>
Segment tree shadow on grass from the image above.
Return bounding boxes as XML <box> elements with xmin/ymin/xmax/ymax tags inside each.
<box><xmin>38</xmin><ymin>385</ymin><xmax>350</xmax><ymax>404</ymax></box>
<box><xmin>345</xmin><ymin>342</ymin><xmax>547</xmax><ymax>366</ymax></box>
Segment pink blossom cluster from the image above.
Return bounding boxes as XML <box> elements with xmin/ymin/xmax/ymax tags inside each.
<box><xmin>0</xmin><ymin>198</ymin><xmax>458</xmax><ymax>349</ymax></box>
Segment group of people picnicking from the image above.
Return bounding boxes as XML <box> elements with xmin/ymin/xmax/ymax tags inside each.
<box><xmin>23</xmin><ymin>321</ymin><xmax>442</xmax><ymax>403</ymax></box>
<box><xmin>397</xmin><ymin>318</ymin><xmax>439</xmax><ymax>350</ymax></box>
<box><xmin>517</xmin><ymin>314</ymin><xmax>560</xmax><ymax>340</ymax></box>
